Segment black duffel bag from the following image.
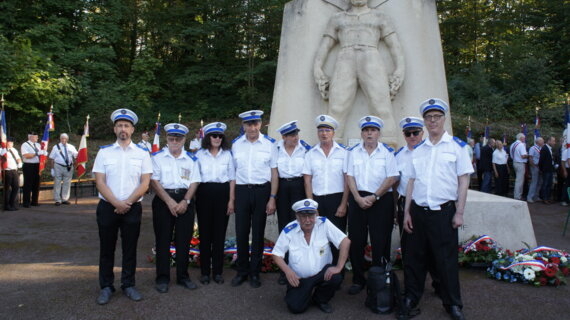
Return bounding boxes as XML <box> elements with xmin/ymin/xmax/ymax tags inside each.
<box><xmin>365</xmin><ymin>261</ymin><xmax>404</xmax><ymax>315</ymax></box>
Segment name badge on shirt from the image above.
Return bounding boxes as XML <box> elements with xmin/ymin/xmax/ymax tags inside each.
<box><xmin>319</xmin><ymin>246</ymin><xmax>325</xmax><ymax>256</ymax></box>
<box><xmin>180</xmin><ymin>168</ymin><xmax>190</xmax><ymax>180</ymax></box>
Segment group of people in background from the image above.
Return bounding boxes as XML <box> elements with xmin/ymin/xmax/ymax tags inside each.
<box><xmin>471</xmin><ymin>131</ymin><xmax>569</xmax><ymax>205</ymax></box>
<box><xmin>90</xmin><ymin>97</ymin><xmax>469</xmax><ymax>320</ymax></box>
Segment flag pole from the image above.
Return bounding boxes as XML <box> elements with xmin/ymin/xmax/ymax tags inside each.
<box><xmin>178</xmin><ymin>113</ymin><xmax>182</xmax><ymax>123</ymax></box>
<box><xmin>76</xmin><ymin>114</ymin><xmax>89</xmax><ymax>205</ymax></box>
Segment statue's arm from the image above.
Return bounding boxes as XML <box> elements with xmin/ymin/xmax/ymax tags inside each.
<box><xmin>313</xmin><ymin>36</ymin><xmax>337</xmax><ymax>99</ymax></box>
<box><xmin>384</xmin><ymin>32</ymin><xmax>405</xmax><ymax>99</ymax></box>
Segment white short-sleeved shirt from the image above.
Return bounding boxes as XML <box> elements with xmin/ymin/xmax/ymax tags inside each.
<box><xmin>394</xmin><ymin>146</ymin><xmax>414</xmax><ymax>196</ymax></box>
<box><xmin>21</xmin><ymin>141</ymin><xmax>42</xmax><ymax>164</ymax></box>
<box><xmin>529</xmin><ymin>144</ymin><xmax>541</xmax><ymax>166</ymax></box>
<box><xmin>303</xmin><ymin>142</ymin><xmax>347</xmax><ymax>196</ymax></box>
<box><xmin>510</xmin><ymin>140</ymin><xmax>528</xmax><ymax>163</ymax></box>
<box><xmin>196</xmin><ymin>148</ymin><xmax>235</xmax><ymax>183</ymax></box>
<box><xmin>492</xmin><ymin>149</ymin><xmax>508</xmax><ymax>165</ymax></box>
<box><xmin>0</xmin><ymin>147</ymin><xmax>21</xmax><ymax>170</ymax></box>
<box><xmin>347</xmin><ymin>143</ymin><xmax>398</xmax><ymax>193</ymax></box>
<box><xmin>92</xmin><ymin>141</ymin><xmax>153</xmax><ymax>201</ymax></box>
<box><xmin>410</xmin><ymin>132</ymin><xmax>474</xmax><ymax>210</ymax></box>
<box><xmin>562</xmin><ymin>148</ymin><xmax>570</xmax><ymax>169</ymax></box>
<box><xmin>272</xmin><ymin>217</ymin><xmax>347</xmax><ymax>278</ymax></box>
<box><xmin>232</xmin><ymin>135</ymin><xmax>278</xmax><ymax>185</ymax></box>
<box><xmin>151</xmin><ymin>149</ymin><xmax>201</xmax><ymax>189</ymax></box>
<box><xmin>138</xmin><ymin>140</ymin><xmax>152</xmax><ymax>152</ymax></box>
<box><xmin>49</xmin><ymin>143</ymin><xmax>78</xmax><ymax>166</ymax></box>
<box><xmin>276</xmin><ymin>140</ymin><xmax>310</xmax><ymax>178</ymax></box>
<box><xmin>189</xmin><ymin>138</ymin><xmax>202</xmax><ymax>150</ymax></box>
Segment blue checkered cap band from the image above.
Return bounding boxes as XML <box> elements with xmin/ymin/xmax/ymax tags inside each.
<box><xmin>419</xmin><ymin>98</ymin><xmax>449</xmax><ymax>115</ymax></box>
<box><xmin>292</xmin><ymin>199</ymin><xmax>319</xmax><ymax>213</ymax></box>
<box><xmin>111</xmin><ymin>108</ymin><xmax>138</xmax><ymax>125</ymax></box>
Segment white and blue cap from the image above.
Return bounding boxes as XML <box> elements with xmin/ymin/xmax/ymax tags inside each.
<box><xmin>359</xmin><ymin>115</ymin><xmax>384</xmax><ymax>130</ymax></box>
<box><xmin>315</xmin><ymin>115</ymin><xmax>339</xmax><ymax>130</ymax></box>
<box><xmin>419</xmin><ymin>98</ymin><xmax>449</xmax><ymax>116</ymax></box>
<box><xmin>111</xmin><ymin>108</ymin><xmax>138</xmax><ymax>125</ymax></box>
<box><xmin>276</xmin><ymin>120</ymin><xmax>300</xmax><ymax>136</ymax></box>
<box><xmin>239</xmin><ymin>110</ymin><xmax>264</xmax><ymax>122</ymax></box>
<box><xmin>292</xmin><ymin>199</ymin><xmax>319</xmax><ymax>214</ymax></box>
<box><xmin>164</xmin><ymin>123</ymin><xmax>189</xmax><ymax>136</ymax></box>
<box><xmin>399</xmin><ymin>117</ymin><xmax>424</xmax><ymax>130</ymax></box>
<box><xmin>203</xmin><ymin>122</ymin><xmax>227</xmax><ymax>135</ymax></box>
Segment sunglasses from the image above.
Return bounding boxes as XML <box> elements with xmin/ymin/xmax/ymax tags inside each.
<box><xmin>404</xmin><ymin>130</ymin><xmax>422</xmax><ymax>137</ymax></box>
<box><xmin>210</xmin><ymin>134</ymin><xmax>224</xmax><ymax>139</ymax></box>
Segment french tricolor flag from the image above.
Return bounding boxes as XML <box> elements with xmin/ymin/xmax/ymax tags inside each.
<box><xmin>152</xmin><ymin>122</ymin><xmax>161</xmax><ymax>153</ymax></box>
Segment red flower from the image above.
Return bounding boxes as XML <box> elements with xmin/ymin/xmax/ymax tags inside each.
<box><xmin>190</xmin><ymin>237</ymin><xmax>200</xmax><ymax>246</ymax></box>
<box><xmin>544</xmin><ymin>268</ymin><xmax>557</xmax><ymax>278</ymax></box>
<box><xmin>561</xmin><ymin>267</ymin><xmax>569</xmax><ymax>276</ymax></box>
<box><xmin>539</xmin><ymin>277</ymin><xmax>547</xmax><ymax>286</ymax></box>
<box><xmin>550</xmin><ymin>257</ymin><xmax>561</xmax><ymax>265</ymax></box>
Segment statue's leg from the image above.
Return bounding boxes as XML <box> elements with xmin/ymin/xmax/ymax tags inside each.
<box><xmin>357</xmin><ymin>49</ymin><xmax>398</xmax><ymax>146</ymax></box>
<box><xmin>329</xmin><ymin>49</ymin><xmax>358</xmax><ymax>139</ymax></box>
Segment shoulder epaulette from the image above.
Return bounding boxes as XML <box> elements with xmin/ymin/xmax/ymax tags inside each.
<box><xmin>394</xmin><ymin>146</ymin><xmax>404</xmax><ymax>156</ymax></box>
<box><xmin>284</xmin><ymin>222</ymin><xmax>298</xmax><ymax>234</ymax></box>
<box><xmin>413</xmin><ymin>140</ymin><xmax>425</xmax><ymax>149</ymax></box>
<box><xmin>319</xmin><ymin>216</ymin><xmax>327</xmax><ymax>222</ymax></box>
<box><xmin>99</xmin><ymin>144</ymin><xmax>113</xmax><ymax>149</ymax></box>
<box><xmin>264</xmin><ymin>134</ymin><xmax>276</xmax><ymax>143</ymax></box>
<box><xmin>348</xmin><ymin>143</ymin><xmax>360</xmax><ymax>151</ymax></box>
<box><xmin>453</xmin><ymin>136</ymin><xmax>467</xmax><ymax>148</ymax></box>
<box><xmin>383</xmin><ymin>143</ymin><xmax>394</xmax><ymax>153</ymax></box>
<box><xmin>135</xmin><ymin>143</ymin><xmax>147</xmax><ymax>151</ymax></box>
<box><xmin>151</xmin><ymin>149</ymin><xmax>164</xmax><ymax>156</ymax></box>
<box><xmin>186</xmin><ymin>151</ymin><xmax>198</xmax><ymax>161</ymax></box>
<box><xmin>300</xmin><ymin>140</ymin><xmax>311</xmax><ymax>151</ymax></box>
<box><xmin>338</xmin><ymin>143</ymin><xmax>348</xmax><ymax>150</ymax></box>
<box><xmin>232</xmin><ymin>134</ymin><xmax>243</xmax><ymax>144</ymax></box>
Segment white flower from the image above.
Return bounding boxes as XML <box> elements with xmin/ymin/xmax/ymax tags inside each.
<box><xmin>542</xmin><ymin>257</ymin><xmax>549</xmax><ymax>262</ymax></box>
<box><xmin>524</xmin><ymin>269</ymin><xmax>536</xmax><ymax>280</ymax></box>
<box><xmin>561</xmin><ymin>256</ymin><xmax>568</xmax><ymax>263</ymax></box>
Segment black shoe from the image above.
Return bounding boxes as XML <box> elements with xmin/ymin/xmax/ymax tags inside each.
<box><xmin>123</xmin><ymin>287</ymin><xmax>142</xmax><ymax>301</ymax></box>
<box><xmin>96</xmin><ymin>287</ymin><xmax>113</xmax><ymax>305</ymax></box>
<box><xmin>62</xmin><ymin>201</ymin><xmax>71</xmax><ymax>205</ymax></box>
<box><xmin>55</xmin><ymin>202</ymin><xmax>61</xmax><ymax>206</ymax></box>
<box><xmin>278</xmin><ymin>273</ymin><xmax>287</xmax><ymax>285</ymax></box>
<box><xmin>200</xmin><ymin>275</ymin><xmax>210</xmax><ymax>285</ymax></box>
<box><xmin>447</xmin><ymin>305</ymin><xmax>465</xmax><ymax>320</ymax></box>
<box><xmin>249</xmin><ymin>275</ymin><xmax>261</xmax><ymax>288</ymax></box>
<box><xmin>347</xmin><ymin>283</ymin><xmax>364</xmax><ymax>295</ymax></box>
<box><xmin>313</xmin><ymin>299</ymin><xmax>333</xmax><ymax>313</ymax></box>
<box><xmin>155</xmin><ymin>283</ymin><xmax>168</xmax><ymax>293</ymax></box>
<box><xmin>213</xmin><ymin>274</ymin><xmax>224</xmax><ymax>284</ymax></box>
<box><xmin>399</xmin><ymin>297</ymin><xmax>420</xmax><ymax>319</ymax></box>
<box><xmin>23</xmin><ymin>204</ymin><xmax>31</xmax><ymax>208</ymax></box>
<box><xmin>177</xmin><ymin>279</ymin><xmax>198</xmax><ymax>290</ymax></box>
<box><xmin>231</xmin><ymin>274</ymin><xmax>247</xmax><ymax>287</ymax></box>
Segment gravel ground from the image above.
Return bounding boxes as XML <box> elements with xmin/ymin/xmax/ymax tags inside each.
<box><xmin>0</xmin><ymin>197</ymin><xmax>569</xmax><ymax>320</ymax></box>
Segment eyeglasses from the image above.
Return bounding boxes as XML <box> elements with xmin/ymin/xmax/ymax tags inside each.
<box><xmin>423</xmin><ymin>114</ymin><xmax>444</xmax><ymax>122</ymax></box>
<box><xmin>318</xmin><ymin>128</ymin><xmax>333</xmax><ymax>133</ymax></box>
<box><xmin>404</xmin><ymin>130</ymin><xmax>422</xmax><ymax>137</ymax></box>
<box><xmin>210</xmin><ymin>134</ymin><xmax>223</xmax><ymax>139</ymax></box>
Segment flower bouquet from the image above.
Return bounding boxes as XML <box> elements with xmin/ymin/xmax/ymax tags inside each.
<box><xmin>458</xmin><ymin>235</ymin><xmax>501</xmax><ymax>268</ymax></box>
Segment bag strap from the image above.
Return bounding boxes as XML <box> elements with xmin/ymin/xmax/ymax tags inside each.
<box><xmin>56</xmin><ymin>143</ymin><xmax>70</xmax><ymax>168</ymax></box>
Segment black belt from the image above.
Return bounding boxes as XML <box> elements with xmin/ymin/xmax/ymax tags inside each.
<box><xmin>279</xmin><ymin>176</ymin><xmax>303</xmax><ymax>182</ymax></box>
<box><xmin>164</xmin><ymin>188</ymin><xmax>188</xmax><ymax>194</ymax></box>
<box><xmin>239</xmin><ymin>182</ymin><xmax>269</xmax><ymax>189</ymax></box>
<box><xmin>413</xmin><ymin>200</ymin><xmax>454</xmax><ymax>212</ymax></box>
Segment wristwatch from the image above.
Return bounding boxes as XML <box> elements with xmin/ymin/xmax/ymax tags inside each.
<box><xmin>185</xmin><ymin>199</ymin><xmax>191</xmax><ymax>204</ymax></box>
<box><xmin>374</xmin><ymin>194</ymin><xmax>380</xmax><ymax>201</ymax></box>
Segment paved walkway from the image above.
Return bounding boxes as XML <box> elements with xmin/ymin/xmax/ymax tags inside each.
<box><xmin>0</xmin><ymin>197</ymin><xmax>568</xmax><ymax>319</ymax></box>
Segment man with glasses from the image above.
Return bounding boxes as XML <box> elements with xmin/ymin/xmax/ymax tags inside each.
<box><xmin>231</xmin><ymin>110</ymin><xmax>278</xmax><ymax>288</ymax></box>
<box><xmin>303</xmin><ymin>115</ymin><xmax>349</xmax><ymax>265</ymax></box>
<box><xmin>151</xmin><ymin>123</ymin><xmax>201</xmax><ymax>293</ymax></box>
<box><xmin>92</xmin><ymin>109</ymin><xmax>152</xmax><ymax>305</ymax></box>
<box><xmin>345</xmin><ymin>115</ymin><xmax>398</xmax><ymax>295</ymax></box>
<box><xmin>272</xmin><ymin>199</ymin><xmax>350</xmax><ymax>314</ymax></box>
<box><xmin>401</xmin><ymin>99</ymin><xmax>472</xmax><ymax>320</ymax></box>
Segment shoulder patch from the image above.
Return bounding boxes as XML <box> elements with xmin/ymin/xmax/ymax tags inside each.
<box><xmin>99</xmin><ymin>144</ymin><xmax>113</xmax><ymax>149</ymax></box>
<box><xmin>232</xmin><ymin>134</ymin><xmax>243</xmax><ymax>144</ymax></box>
<box><xmin>383</xmin><ymin>143</ymin><xmax>394</xmax><ymax>153</ymax></box>
<box><xmin>300</xmin><ymin>140</ymin><xmax>311</xmax><ymax>151</ymax></box>
<box><xmin>319</xmin><ymin>216</ymin><xmax>327</xmax><ymax>222</ymax></box>
<box><xmin>284</xmin><ymin>222</ymin><xmax>298</xmax><ymax>234</ymax></box>
<box><xmin>348</xmin><ymin>143</ymin><xmax>360</xmax><ymax>151</ymax></box>
<box><xmin>186</xmin><ymin>151</ymin><xmax>198</xmax><ymax>161</ymax></box>
<box><xmin>394</xmin><ymin>146</ymin><xmax>404</xmax><ymax>156</ymax></box>
<box><xmin>413</xmin><ymin>140</ymin><xmax>425</xmax><ymax>149</ymax></box>
<box><xmin>135</xmin><ymin>143</ymin><xmax>147</xmax><ymax>151</ymax></box>
<box><xmin>453</xmin><ymin>136</ymin><xmax>467</xmax><ymax>148</ymax></box>
<box><xmin>151</xmin><ymin>149</ymin><xmax>164</xmax><ymax>156</ymax></box>
<box><xmin>338</xmin><ymin>143</ymin><xmax>348</xmax><ymax>150</ymax></box>
<box><xmin>264</xmin><ymin>134</ymin><xmax>276</xmax><ymax>143</ymax></box>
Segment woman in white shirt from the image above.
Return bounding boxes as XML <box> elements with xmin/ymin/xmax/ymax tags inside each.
<box><xmin>195</xmin><ymin>122</ymin><xmax>236</xmax><ymax>285</ymax></box>
<box><xmin>492</xmin><ymin>140</ymin><xmax>510</xmax><ymax>196</ymax></box>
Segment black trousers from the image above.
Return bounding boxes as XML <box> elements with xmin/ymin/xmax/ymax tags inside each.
<box><xmin>96</xmin><ymin>200</ymin><xmax>142</xmax><ymax>290</ymax></box>
<box><xmin>22</xmin><ymin>163</ymin><xmax>40</xmax><ymax>205</ymax></box>
<box><xmin>152</xmin><ymin>191</ymin><xmax>194</xmax><ymax>284</ymax></box>
<box><xmin>404</xmin><ymin>201</ymin><xmax>462</xmax><ymax>308</ymax></box>
<box><xmin>348</xmin><ymin>191</ymin><xmax>393</xmax><ymax>286</ymax></box>
<box><xmin>494</xmin><ymin>164</ymin><xmax>509</xmax><ymax>196</ymax></box>
<box><xmin>313</xmin><ymin>192</ymin><xmax>346</xmax><ymax>264</ymax></box>
<box><xmin>235</xmin><ymin>183</ymin><xmax>270</xmax><ymax>276</ymax></box>
<box><xmin>196</xmin><ymin>182</ymin><xmax>230</xmax><ymax>276</ymax></box>
<box><xmin>276</xmin><ymin>177</ymin><xmax>305</xmax><ymax>232</ymax></box>
<box><xmin>4</xmin><ymin>170</ymin><xmax>19</xmax><ymax>209</ymax></box>
<box><xmin>284</xmin><ymin>264</ymin><xmax>343</xmax><ymax>314</ymax></box>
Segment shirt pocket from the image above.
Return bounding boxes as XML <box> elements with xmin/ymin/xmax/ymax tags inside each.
<box><xmin>256</xmin><ymin>150</ymin><xmax>271</xmax><ymax>167</ymax></box>
<box><xmin>293</xmin><ymin>157</ymin><xmax>305</xmax><ymax>173</ymax></box>
<box><xmin>373</xmin><ymin>158</ymin><xmax>387</xmax><ymax>179</ymax></box>
<box><xmin>331</xmin><ymin>157</ymin><xmax>344</xmax><ymax>170</ymax></box>
<box><xmin>412</xmin><ymin>157</ymin><xmax>426</xmax><ymax>177</ymax></box>
<box><xmin>129</xmin><ymin>159</ymin><xmax>142</xmax><ymax>177</ymax></box>
<box><xmin>103</xmin><ymin>159</ymin><xmax>118</xmax><ymax>175</ymax></box>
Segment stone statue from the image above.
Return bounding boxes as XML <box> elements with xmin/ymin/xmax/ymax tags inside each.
<box><xmin>313</xmin><ymin>0</ymin><xmax>405</xmax><ymax>142</ymax></box>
